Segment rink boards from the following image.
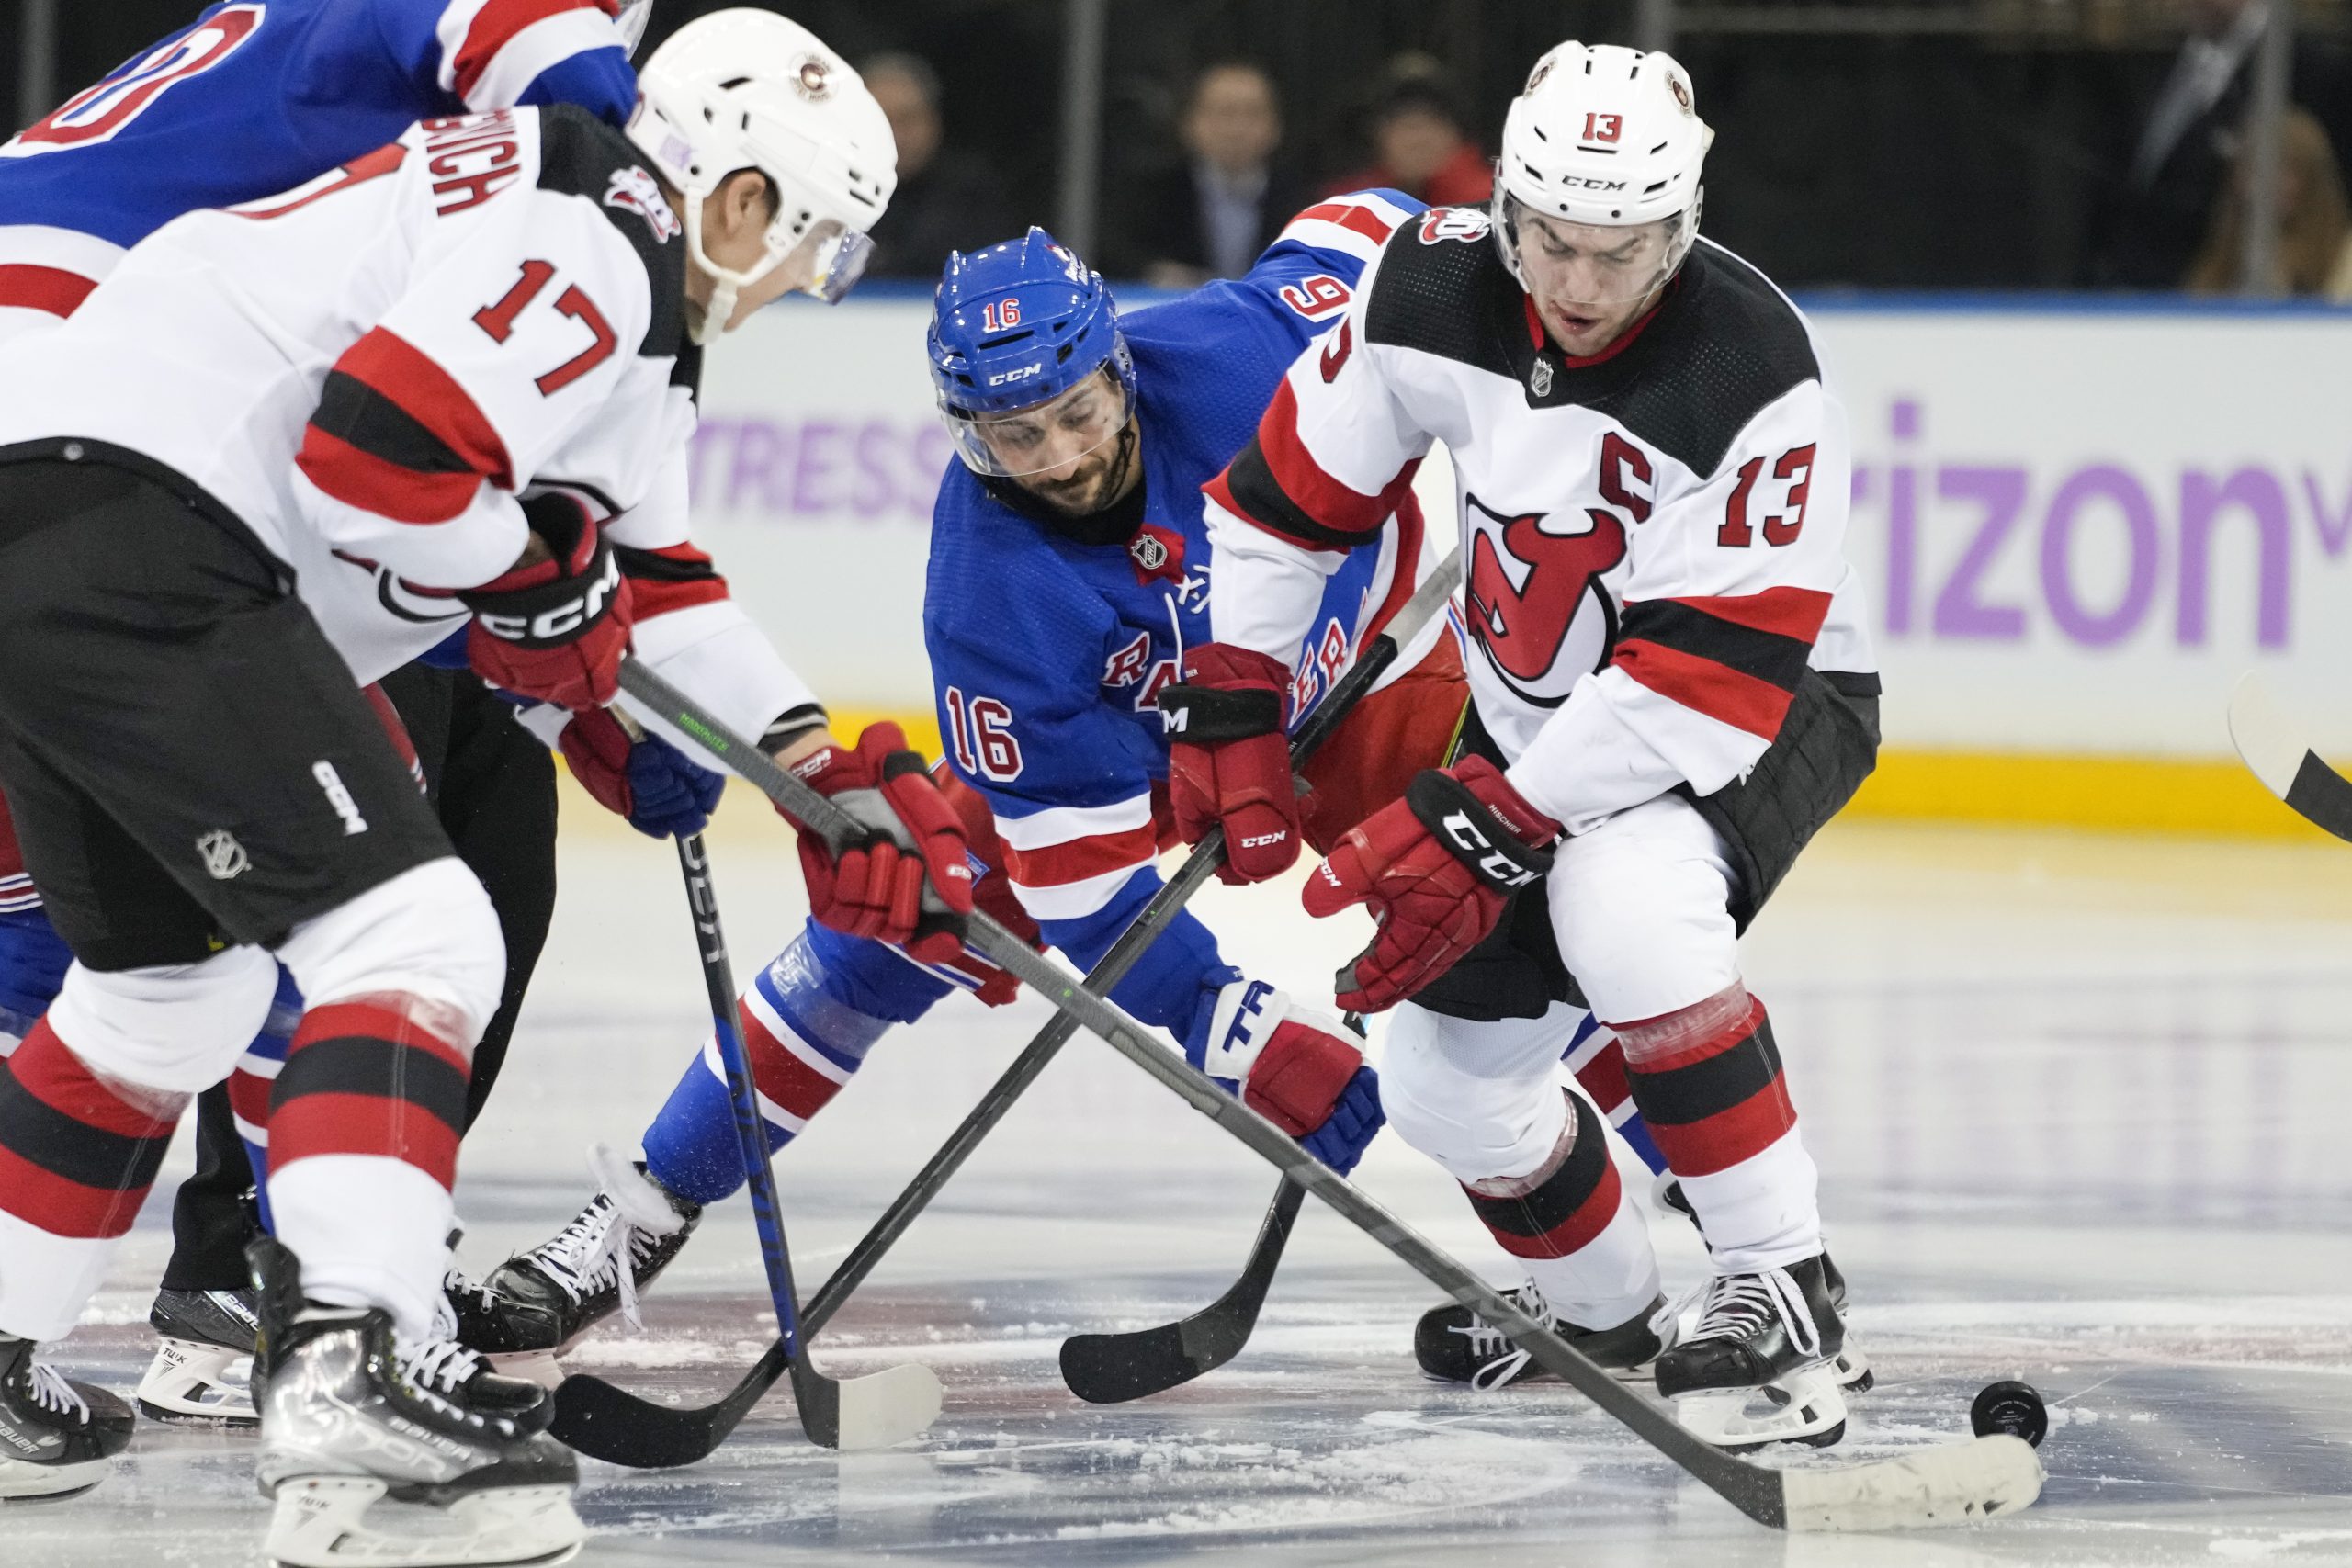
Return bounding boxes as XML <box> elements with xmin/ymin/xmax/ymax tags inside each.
<box><xmin>690</xmin><ymin>293</ymin><xmax>2352</xmax><ymax>837</ymax></box>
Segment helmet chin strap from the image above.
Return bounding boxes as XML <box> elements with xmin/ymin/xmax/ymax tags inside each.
<box><xmin>683</xmin><ymin>197</ymin><xmax>791</xmax><ymax>346</ymax></box>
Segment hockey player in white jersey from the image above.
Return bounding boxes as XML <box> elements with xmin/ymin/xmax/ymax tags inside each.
<box><xmin>1170</xmin><ymin>43</ymin><xmax>1882</xmax><ymax>1449</ymax></box>
<box><xmin>0</xmin><ymin>13</ymin><xmax>967</xmax><ymax>1563</ymax></box>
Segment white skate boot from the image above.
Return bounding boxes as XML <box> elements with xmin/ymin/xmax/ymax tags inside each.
<box><xmin>1651</xmin><ymin>1253</ymin><xmax>1849</xmax><ymax>1450</ymax></box>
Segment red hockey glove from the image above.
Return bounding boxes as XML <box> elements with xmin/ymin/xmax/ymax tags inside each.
<box><xmin>1300</xmin><ymin>757</ymin><xmax>1561</xmax><ymax>1013</ymax></box>
<box><xmin>460</xmin><ymin>494</ymin><xmax>632</xmax><ymax>710</ymax></box>
<box><xmin>784</xmin><ymin>723</ymin><xmax>976</xmax><ymax>964</ymax></box>
<box><xmin>1191</xmin><ymin>979</ymin><xmax>1384</xmax><ymax>1174</ymax></box>
<box><xmin>1159</xmin><ymin>642</ymin><xmax>1299</xmax><ymax>885</ymax></box>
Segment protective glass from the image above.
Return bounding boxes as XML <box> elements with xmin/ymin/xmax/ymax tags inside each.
<box><xmin>943</xmin><ymin>368</ymin><xmax>1138</xmax><ymax>479</ymax></box>
<box><xmin>1502</xmin><ymin>197</ymin><xmax>1692</xmax><ymax>310</ymax></box>
<box><xmin>778</xmin><ymin>218</ymin><xmax>875</xmax><ymax>306</ymax></box>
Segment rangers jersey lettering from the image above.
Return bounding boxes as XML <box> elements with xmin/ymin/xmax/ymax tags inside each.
<box><xmin>1204</xmin><ymin>220</ymin><xmax>1877</xmax><ymax>835</ymax></box>
<box><xmin>0</xmin><ymin>0</ymin><xmax>639</xmax><ymax>344</ymax></box>
<box><xmin>0</xmin><ymin>105</ymin><xmax>809</xmax><ymax>750</ymax></box>
<box><xmin>924</xmin><ymin>191</ymin><xmax>1442</xmax><ymax>1016</ymax></box>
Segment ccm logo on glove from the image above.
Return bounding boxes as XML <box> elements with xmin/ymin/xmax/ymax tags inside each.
<box><xmin>471</xmin><ymin>549</ymin><xmax>621</xmax><ymax>644</ymax></box>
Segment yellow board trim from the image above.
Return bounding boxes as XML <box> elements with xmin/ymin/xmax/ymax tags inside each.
<box><xmin>595</xmin><ymin>709</ymin><xmax>2326</xmax><ymax>844</ymax></box>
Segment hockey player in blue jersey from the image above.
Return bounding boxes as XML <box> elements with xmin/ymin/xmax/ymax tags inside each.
<box><xmin>458</xmin><ymin>199</ymin><xmax>1672</xmax><ymax>1365</ymax></box>
<box><xmin>0</xmin><ymin>0</ymin><xmax>720</xmax><ymax>1435</ymax></box>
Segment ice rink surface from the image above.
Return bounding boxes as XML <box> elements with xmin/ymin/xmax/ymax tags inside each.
<box><xmin>16</xmin><ymin>807</ymin><xmax>2352</xmax><ymax>1568</ymax></box>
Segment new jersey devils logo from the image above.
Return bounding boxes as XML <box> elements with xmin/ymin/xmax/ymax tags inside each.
<box><xmin>1464</xmin><ymin>492</ymin><xmax>1626</xmax><ymax>707</ymax></box>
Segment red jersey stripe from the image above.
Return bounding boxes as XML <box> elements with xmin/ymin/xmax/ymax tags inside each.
<box><xmin>1292</xmin><ymin>200</ymin><xmax>1397</xmax><ymax>247</ymax></box>
<box><xmin>1644</xmin><ymin>1084</ymin><xmax>1798</xmax><ymax>1179</ymax></box>
<box><xmin>1650</xmin><ymin>587</ymin><xmax>1834</xmax><ymax>645</ymax></box>
<box><xmin>292</xmin><ymin>999</ymin><xmax>472</xmax><ymax>1079</ymax></box>
<box><xmin>1612</xmin><ymin>638</ymin><xmax>1797</xmax><ymax>741</ymax></box>
<box><xmin>1484</xmin><ymin>1157</ymin><xmax>1623</xmax><ymax>1261</ymax></box>
<box><xmin>0</xmin><ymin>264</ymin><xmax>97</xmax><ymax>319</ymax></box>
<box><xmin>1253</xmin><ymin>378</ymin><xmax>1417</xmax><ymax>540</ymax></box>
<box><xmin>1003</xmin><ymin>825</ymin><xmax>1160</xmax><ymax>889</ymax></box>
<box><xmin>0</xmin><ymin>1142</ymin><xmax>151</xmax><ymax>1238</ymax></box>
<box><xmin>741</xmin><ymin>1006</ymin><xmax>846</xmax><ymax>1122</ymax></box>
<box><xmin>334</xmin><ymin>327</ymin><xmax>514</xmax><ymax>489</ymax></box>
<box><xmin>268</xmin><ymin>1090</ymin><xmax>461</xmax><ymax>1188</ymax></box>
<box><xmin>298</xmin><ymin>425</ymin><xmax>482</xmax><ymax>524</ymax></box>
<box><xmin>6</xmin><ymin>1021</ymin><xmax>175</xmax><ymax>1140</ymax></box>
<box><xmin>451</xmin><ymin>0</ymin><xmax>608</xmax><ymax>100</ymax></box>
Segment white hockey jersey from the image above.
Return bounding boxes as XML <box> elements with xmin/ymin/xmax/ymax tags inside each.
<box><xmin>0</xmin><ymin>105</ymin><xmax>811</xmax><ymax>746</ymax></box>
<box><xmin>1202</xmin><ymin>211</ymin><xmax>1877</xmax><ymax>835</ymax></box>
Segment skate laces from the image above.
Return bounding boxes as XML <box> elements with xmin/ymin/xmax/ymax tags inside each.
<box><xmin>1657</xmin><ymin>1266</ymin><xmax>1821</xmax><ymax>1361</ymax></box>
<box><xmin>23</xmin><ymin>1360</ymin><xmax>90</xmax><ymax>1421</ymax></box>
<box><xmin>397</xmin><ymin>1332</ymin><xmax>483</xmax><ymax>1398</ymax></box>
<box><xmin>528</xmin><ymin>1192</ymin><xmax>667</xmax><ymax>1327</ymax></box>
<box><xmin>1453</xmin><ymin>1283</ymin><xmax>1555</xmax><ymax>1392</ymax></box>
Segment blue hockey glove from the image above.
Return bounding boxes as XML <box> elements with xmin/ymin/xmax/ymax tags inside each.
<box><xmin>1188</xmin><ymin>976</ymin><xmax>1385</xmax><ymax>1175</ymax></box>
<box><xmin>559</xmin><ymin>707</ymin><xmax>725</xmax><ymax>839</ymax></box>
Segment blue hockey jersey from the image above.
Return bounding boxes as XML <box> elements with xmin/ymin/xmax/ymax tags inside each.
<box><xmin>923</xmin><ymin>190</ymin><xmax>1430</xmax><ymax>1032</ymax></box>
<box><xmin>0</xmin><ymin>0</ymin><xmax>638</xmax><ymax>334</ymax></box>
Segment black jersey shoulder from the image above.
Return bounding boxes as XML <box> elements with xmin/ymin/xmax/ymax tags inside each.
<box><xmin>1361</xmin><ymin>208</ymin><xmax>1529</xmax><ymax>375</ymax></box>
<box><xmin>1577</xmin><ymin>243</ymin><xmax>1820</xmax><ymax>478</ymax></box>
<box><xmin>535</xmin><ymin>103</ymin><xmax>687</xmax><ymax>357</ymax></box>
<box><xmin>1363</xmin><ymin>220</ymin><xmax>1819</xmax><ymax>479</ymax></box>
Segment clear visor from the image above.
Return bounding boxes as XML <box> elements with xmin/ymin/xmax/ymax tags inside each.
<box><xmin>778</xmin><ymin>217</ymin><xmax>875</xmax><ymax>306</ymax></box>
<box><xmin>1503</xmin><ymin>197</ymin><xmax>1692</xmax><ymax>310</ymax></box>
<box><xmin>943</xmin><ymin>367</ymin><xmax>1137</xmax><ymax>479</ymax></box>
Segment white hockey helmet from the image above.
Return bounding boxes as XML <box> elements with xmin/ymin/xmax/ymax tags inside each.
<box><xmin>1491</xmin><ymin>41</ymin><xmax>1714</xmax><ymax>305</ymax></box>
<box><xmin>627</xmin><ymin>9</ymin><xmax>897</xmax><ymax>338</ymax></box>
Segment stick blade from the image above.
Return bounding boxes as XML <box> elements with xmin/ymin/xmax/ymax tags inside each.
<box><xmin>1060</xmin><ymin>1317</ymin><xmax>1239</xmax><ymax>1405</ymax></box>
<box><xmin>2228</xmin><ymin>672</ymin><xmax>2352</xmax><ymax>842</ymax></box>
<box><xmin>1779</xmin><ymin>1434</ymin><xmax>2043</xmax><ymax>1533</ymax></box>
<box><xmin>550</xmin><ymin>1372</ymin><xmax>741</xmax><ymax>1468</ymax></box>
<box><xmin>797</xmin><ymin>1359</ymin><xmax>943</xmax><ymax>1451</ymax></box>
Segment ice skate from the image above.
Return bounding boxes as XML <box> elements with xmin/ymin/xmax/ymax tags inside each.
<box><xmin>137</xmin><ymin>1287</ymin><xmax>262</xmax><ymax>1424</ymax></box>
<box><xmin>0</xmin><ymin>1336</ymin><xmax>135</xmax><ymax>1501</ymax></box>
<box><xmin>1651</xmin><ymin>1253</ymin><xmax>1849</xmax><ymax>1450</ymax></box>
<box><xmin>1415</xmin><ymin>1283</ymin><xmax>1664</xmax><ymax>1391</ymax></box>
<box><xmin>249</xmin><ymin>1236</ymin><xmax>582</xmax><ymax>1567</ymax></box>
<box><xmin>1653</xmin><ymin>1178</ymin><xmax>1872</xmax><ymax>1393</ymax></box>
<box><xmin>460</xmin><ymin>1145</ymin><xmax>700</xmax><ymax>1362</ymax></box>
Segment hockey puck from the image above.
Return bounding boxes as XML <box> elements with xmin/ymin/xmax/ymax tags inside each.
<box><xmin>1971</xmin><ymin>1380</ymin><xmax>2048</xmax><ymax>1448</ymax></box>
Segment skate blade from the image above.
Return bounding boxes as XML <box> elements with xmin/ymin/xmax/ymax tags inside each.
<box><xmin>138</xmin><ymin>1339</ymin><xmax>258</xmax><ymax>1424</ymax></box>
<box><xmin>0</xmin><ymin>1454</ymin><xmax>109</xmax><ymax>1502</ymax></box>
<box><xmin>1830</xmin><ymin>1342</ymin><xmax>1873</xmax><ymax>1393</ymax></box>
<box><xmin>266</xmin><ymin>1477</ymin><xmax>584</xmax><ymax>1567</ymax></box>
<box><xmin>1670</xmin><ymin>1363</ymin><xmax>1848</xmax><ymax>1451</ymax></box>
<box><xmin>481</xmin><ymin>1349</ymin><xmax>565</xmax><ymax>1391</ymax></box>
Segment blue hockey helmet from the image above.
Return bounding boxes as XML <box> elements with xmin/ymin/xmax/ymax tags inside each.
<box><xmin>927</xmin><ymin>228</ymin><xmax>1136</xmax><ymax>479</ymax></box>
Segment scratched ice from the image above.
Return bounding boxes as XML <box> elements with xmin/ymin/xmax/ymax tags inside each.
<box><xmin>20</xmin><ymin>814</ymin><xmax>2352</xmax><ymax>1568</ymax></box>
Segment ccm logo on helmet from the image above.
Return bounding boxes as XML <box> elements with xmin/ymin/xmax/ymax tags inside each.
<box><xmin>477</xmin><ymin>553</ymin><xmax>623</xmax><ymax>645</ymax></box>
<box><xmin>1440</xmin><ymin>809</ymin><xmax>1542</xmax><ymax>890</ymax></box>
<box><xmin>987</xmin><ymin>363</ymin><xmax>1044</xmax><ymax>387</ymax></box>
<box><xmin>1558</xmin><ymin>175</ymin><xmax>1628</xmax><ymax>192</ymax></box>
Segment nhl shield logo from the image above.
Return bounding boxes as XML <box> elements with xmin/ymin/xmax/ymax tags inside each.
<box><xmin>1130</xmin><ymin>532</ymin><xmax>1169</xmax><ymax>573</ymax></box>
<box><xmin>198</xmin><ymin>830</ymin><xmax>249</xmax><ymax>881</ymax></box>
<box><xmin>605</xmin><ymin>166</ymin><xmax>681</xmax><ymax>243</ymax></box>
<box><xmin>1530</xmin><ymin>357</ymin><xmax>1555</xmax><ymax>397</ymax></box>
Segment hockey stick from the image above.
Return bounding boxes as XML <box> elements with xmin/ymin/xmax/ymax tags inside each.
<box><xmin>2227</xmin><ymin>671</ymin><xmax>2352</xmax><ymax>843</ymax></box>
<box><xmin>1060</xmin><ymin>1173</ymin><xmax>1306</xmax><ymax>1404</ymax></box>
<box><xmin>552</xmin><ymin>556</ymin><xmax>1460</xmax><ymax>1468</ymax></box>
<box><xmin>663</xmin><ymin>834</ymin><xmax>942</xmax><ymax>1450</ymax></box>
<box><xmin>617</xmin><ymin>665</ymin><xmax>2046</xmax><ymax>1531</ymax></box>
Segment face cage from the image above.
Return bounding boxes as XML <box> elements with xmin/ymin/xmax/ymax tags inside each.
<box><xmin>940</xmin><ymin>367</ymin><xmax>1139</xmax><ymax>480</ymax></box>
<box><xmin>1491</xmin><ymin>190</ymin><xmax>1702</xmax><ymax>310</ymax></box>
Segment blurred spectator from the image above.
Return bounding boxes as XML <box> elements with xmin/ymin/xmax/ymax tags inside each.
<box><xmin>1323</xmin><ymin>66</ymin><xmax>1491</xmax><ymax>209</ymax></box>
<box><xmin>861</xmin><ymin>51</ymin><xmax>1018</xmax><ymax>281</ymax></box>
<box><xmin>2186</xmin><ymin>107</ymin><xmax>2352</xmax><ymax>298</ymax></box>
<box><xmin>2092</xmin><ymin>0</ymin><xmax>2272</xmax><ymax>288</ymax></box>
<box><xmin>1118</xmin><ymin>62</ymin><xmax>1309</xmax><ymax>289</ymax></box>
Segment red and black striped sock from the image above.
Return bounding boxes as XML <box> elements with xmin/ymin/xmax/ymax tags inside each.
<box><xmin>1621</xmin><ymin>992</ymin><xmax>1797</xmax><ymax>1179</ymax></box>
<box><xmin>0</xmin><ymin>1018</ymin><xmax>178</xmax><ymax>1239</ymax></box>
<box><xmin>1461</xmin><ymin>1092</ymin><xmax>1623</xmax><ymax>1263</ymax></box>
<box><xmin>268</xmin><ymin>996</ymin><xmax>470</xmax><ymax>1189</ymax></box>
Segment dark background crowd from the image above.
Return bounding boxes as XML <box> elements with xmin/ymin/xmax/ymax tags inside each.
<box><xmin>9</xmin><ymin>0</ymin><xmax>2351</xmax><ymax>297</ymax></box>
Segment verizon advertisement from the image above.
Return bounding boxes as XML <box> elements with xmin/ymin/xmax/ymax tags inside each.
<box><xmin>693</xmin><ymin>296</ymin><xmax>2352</xmax><ymax>755</ymax></box>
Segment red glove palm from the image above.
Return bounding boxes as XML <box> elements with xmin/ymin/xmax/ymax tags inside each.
<box><xmin>1301</xmin><ymin>757</ymin><xmax>1562</xmax><ymax>1012</ymax></box>
<box><xmin>460</xmin><ymin>495</ymin><xmax>631</xmax><ymax>709</ymax></box>
<box><xmin>785</xmin><ymin>723</ymin><xmax>976</xmax><ymax>964</ymax></box>
<box><xmin>1159</xmin><ymin>642</ymin><xmax>1300</xmax><ymax>884</ymax></box>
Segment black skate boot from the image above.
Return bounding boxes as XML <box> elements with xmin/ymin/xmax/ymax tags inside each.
<box><xmin>1416</xmin><ymin>1283</ymin><xmax>1664</xmax><ymax>1391</ymax></box>
<box><xmin>1652</xmin><ymin>1252</ymin><xmax>1848</xmax><ymax>1450</ymax></box>
<box><xmin>137</xmin><ymin>1288</ymin><xmax>262</xmax><ymax>1424</ymax></box>
<box><xmin>1653</xmin><ymin>1179</ymin><xmax>1872</xmax><ymax>1393</ymax></box>
<box><xmin>0</xmin><ymin>1335</ymin><xmax>135</xmax><ymax>1500</ymax></box>
<box><xmin>462</xmin><ymin>1145</ymin><xmax>700</xmax><ymax>1361</ymax></box>
<box><xmin>248</xmin><ymin>1236</ymin><xmax>581</xmax><ymax>1567</ymax></box>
